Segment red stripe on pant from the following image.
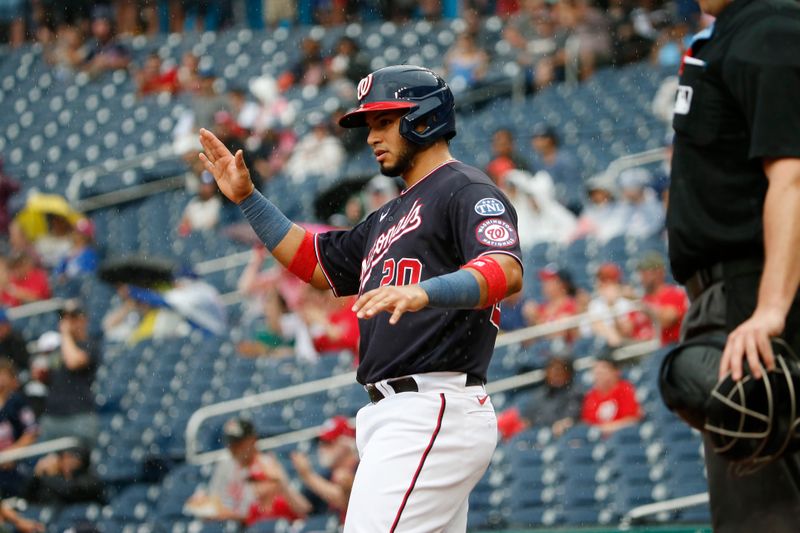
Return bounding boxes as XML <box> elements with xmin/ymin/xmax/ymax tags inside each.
<box><xmin>389</xmin><ymin>393</ymin><xmax>447</xmax><ymax>533</ymax></box>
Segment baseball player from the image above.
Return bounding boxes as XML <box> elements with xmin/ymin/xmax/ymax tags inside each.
<box><xmin>199</xmin><ymin>65</ymin><xmax>523</xmax><ymax>532</ymax></box>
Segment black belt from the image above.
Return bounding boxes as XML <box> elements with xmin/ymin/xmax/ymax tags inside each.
<box><xmin>684</xmin><ymin>258</ymin><xmax>764</xmax><ymax>301</ymax></box>
<box><xmin>684</xmin><ymin>263</ymin><xmax>724</xmax><ymax>301</ymax></box>
<box><xmin>366</xmin><ymin>374</ymin><xmax>484</xmax><ymax>404</ymax></box>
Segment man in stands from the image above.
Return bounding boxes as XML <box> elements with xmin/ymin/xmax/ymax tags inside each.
<box><xmin>38</xmin><ymin>299</ymin><xmax>99</xmax><ymax>447</ymax></box>
<box><xmin>530</xmin><ymin>123</ymin><xmax>582</xmax><ymax>212</ymax></box>
<box><xmin>581</xmin><ymin>355</ymin><xmax>643</xmax><ymax>435</ymax></box>
<box><xmin>524</xmin><ymin>265</ymin><xmax>579</xmax><ymax>342</ymax></box>
<box><xmin>290</xmin><ymin>416</ymin><xmax>359</xmax><ymax>523</ymax></box>
<box><xmin>584</xmin><ymin>262</ymin><xmax>653</xmax><ymax>347</ymax></box>
<box><xmin>187</xmin><ymin>417</ymin><xmax>269</xmax><ymax>522</ymax></box>
<box><xmin>497</xmin><ymin>356</ymin><xmax>584</xmax><ymax>440</ymax></box>
<box><xmin>637</xmin><ymin>252</ymin><xmax>688</xmax><ymax>346</ymax></box>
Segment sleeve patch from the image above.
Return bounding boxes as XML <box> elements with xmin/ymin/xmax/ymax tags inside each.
<box><xmin>474</xmin><ymin>197</ymin><xmax>506</xmax><ymax>216</ymax></box>
<box><xmin>475</xmin><ymin>219</ymin><xmax>518</xmax><ymax>248</ymax></box>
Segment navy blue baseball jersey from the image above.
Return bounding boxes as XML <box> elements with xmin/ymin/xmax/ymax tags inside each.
<box><xmin>315</xmin><ymin>160</ymin><xmax>522</xmax><ymax>384</ymax></box>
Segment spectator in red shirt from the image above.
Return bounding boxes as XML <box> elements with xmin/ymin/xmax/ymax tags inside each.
<box><xmin>637</xmin><ymin>252</ymin><xmax>688</xmax><ymax>345</ymax></box>
<box><xmin>524</xmin><ymin>265</ymin><xmax>579</xmax><ymax>341</ymax></box>
<box><xmin>245</xmin><ymin>461</ymin><xmax>311</xmax><ymax>526</ymax></box>
<box><xmin>135</xmin><ymin>53</ymin><xmax>180</xmax><ymax>96</ymax></box>
<box><xmin>0</xmin><ymin>253</ymin><xmax>51</xmax><ymax>307</ymax></box>
<box><xmin>301</xmin><ymin>289</ymin><xmax>359</xmax><ymax>356</ymax></box>
<box><xmin>581</xmin><ymin>355</ymin><xmax>643</xmax><ymax>435</ymax></box>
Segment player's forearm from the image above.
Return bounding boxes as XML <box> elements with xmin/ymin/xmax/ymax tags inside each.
<box><xmin>758</xmin><ymin>158</ymin><xmax>800</xmax><ymax>317</ymax></box>
<box><xmin>421</xmin><ymin>255</ymin><xmax>522</xmax><ymax>309</ymax></box>
<box><xmin>239</xmin><ymin>191</ymin><xmax>329</xmax><ymax>289</ymax></box>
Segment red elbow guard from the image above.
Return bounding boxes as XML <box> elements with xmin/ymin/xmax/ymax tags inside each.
<box><xmin>287</xmin><ymin>231</ymin><xmax>318</xmax><ymax>283</ymax></box>
<box><xmin>462</xmin><ymin>256</ymin><xmax>508</xmax><ymax>307</ymax></box>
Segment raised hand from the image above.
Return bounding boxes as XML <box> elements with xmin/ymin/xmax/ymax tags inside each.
<box><xmin>198</xmin><ymin>128</ymin><xmax>255</xmax><ymax>204</ymax></box>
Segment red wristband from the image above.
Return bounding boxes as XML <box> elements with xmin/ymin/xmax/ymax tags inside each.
<box><xmin>462</xmin><ymin>256</ymin><xmax>507</xmax><ymax>308</ymax></box>
<box><xmin>287</xmin><ymin>231</ymin><xmax>317</xmax><ymax>283</ymax></box>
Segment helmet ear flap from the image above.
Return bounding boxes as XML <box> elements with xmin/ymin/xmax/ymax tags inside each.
<box><xmin>398</xmin><ymin>87</ymin><xmax>456</xmax><ymax>145</ymax></box>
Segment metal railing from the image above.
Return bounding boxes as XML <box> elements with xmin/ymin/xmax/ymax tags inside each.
<box><xmin>620</xmin><ymin>493</ymin><xmax>710</xmax><ymax>529</ymax></box>
<box><xmin>0</xmin><ymin>437</ymin><xmax>81</xmax><ymax>464</ymax></box>
<box><xmin>185</xmin><ymin>306</ymin><xmax>660</xmax><ymax>464</ymax></box>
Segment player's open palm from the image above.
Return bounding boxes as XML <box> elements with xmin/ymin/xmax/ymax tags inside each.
<box><xmin>353</xmin><ymin>285</ymin><xmax>430</xmax><ymax>325</ymax></box>
<box><xmin>198</xmin><ymin>128</ymin><xmax>255</xmax><ymax>204</ymax></box>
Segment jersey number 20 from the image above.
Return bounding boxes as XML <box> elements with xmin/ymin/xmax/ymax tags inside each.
<box><xmin>379</xmin><ymin>258</ymin><xmax>422</xmax><ymax>287</ymax></box>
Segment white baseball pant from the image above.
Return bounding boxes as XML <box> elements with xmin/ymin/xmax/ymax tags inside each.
<box><xmin>343</xmin><ymin>372</ymin><xmax>497</xmax><ymax>533</ymax></box>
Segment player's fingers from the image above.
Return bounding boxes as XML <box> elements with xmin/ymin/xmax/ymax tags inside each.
<box><xmin>364</xmin><ymin>296</ymin><xmax>394</xmax><ymax>318</ymax></box>
<box><xmin>389</xmin><ymin>300</ymin><xmax>408</xmax><ymax>325</ymax></box>
<box><xmin>235</xmin><ymin>149</ymin><xmax>248</xmax><ymax>173</ymax></box>
<box><xmin>744</xmin><ymin>333</ymin><xmax>762</xmax><ymax>380</ymax></box>
<box><xmin>352</xmin><ymin>289</ymin><xmax>379</xmax><ymax>314</ymax></box>
<box><xmin>198</xmin><ymin>153</ymin><xmax>217</xmax><ymax>175</ymax></box>
<box><xmin>197</xmin><ymin>130</ymin><xmax>217</xmax><ymax>162</ymax></box>
<box><xmin>719</xmin><ymin>339</ymin><xmax>733</xmax><ymax>380</ymax></box>
<box><xmin>355</xmin><ymin>290</ymin><xmax>388</xmax><ymax>318</ymax></box>
<box><xmin>199</xmin><ymin>128</ymin><xmax>232</xmax><ymax>160</ymax></box>
<box><xmin>757</xmin><ymin>333</ymin><xmax>776</xmax><ymax>372</ymax></box>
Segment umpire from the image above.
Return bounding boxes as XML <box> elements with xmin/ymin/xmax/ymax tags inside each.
<box><xmin>666</xmin><ymin>0</ymin><xmax>800</xmax><ymax>529</ymax></box>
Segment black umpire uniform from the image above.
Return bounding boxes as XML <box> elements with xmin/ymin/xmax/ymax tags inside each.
<box><xmin>666</xmin><ymin>0</ymin><xmax>800</xmax><ymax>530</ymax></box>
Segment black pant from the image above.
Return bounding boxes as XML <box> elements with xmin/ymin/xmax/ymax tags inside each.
<box><xmin>681</xmin><ymin>265</ymin><xmax>800</xmax><ymax>532</ymax></box>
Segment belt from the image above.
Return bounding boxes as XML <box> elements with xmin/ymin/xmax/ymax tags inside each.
<box><xmin>684</xmin><ymin>263</ymin><xmax>724</xmax><ymax>301</ymax></box>
<box><xmin>684</xmin><ymin>258</ymin><xmax>765</xmax><ymax>301</ymax></box>
<box><xmin>366</xmin><ymin>374</ymin><xmax>484</xmax><ymax>404</ymax></box>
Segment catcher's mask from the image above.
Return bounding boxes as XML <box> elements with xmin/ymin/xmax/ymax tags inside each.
<box><xmin>660</xmin><ymin>334</ymin><xmax>800</xmax><ymax>475</ymax></box>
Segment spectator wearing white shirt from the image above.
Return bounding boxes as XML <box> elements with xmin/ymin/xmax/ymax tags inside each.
<box><xmin>618</xmin><ymin>167</ymin><xmax>665</xmax><ymax>239</ymax></box>
<box><xmin>179</xmin><ymin>171</ymin><xmax>222</xmax><ymax>236</ymax></box>
<box><xmin>572</xmin><ymin>175</ymin><xmax>626</xmax><ymax>243</ymax></box>
<box><xmin>284</xmin><ymin>114</ymin><xmax>345</xmax><ymax>184</ymax></box>
<box><xmin>504</xmin><ymin>170</ymin><xmax>577</xmax><ymax>250</ymax></box>
<box><xmin>582</xmin><ymin>263</ymin><xmax>653</xmax><ymax>346</ymax></box>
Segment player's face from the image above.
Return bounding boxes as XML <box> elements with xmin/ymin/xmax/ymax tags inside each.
<box><xmin>365</xmin><ymin>110</ymin><xmax>420</xmax><ymax>178</ymax></box>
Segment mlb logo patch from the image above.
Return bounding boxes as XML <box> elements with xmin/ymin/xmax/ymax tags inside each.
<box><xmin>474</xmin><ymin>198</ymin><xmax>506</xmax><ymax>217</ymax></box>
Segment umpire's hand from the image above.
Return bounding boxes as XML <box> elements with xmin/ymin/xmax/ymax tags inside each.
<box><xmin>198</xmin><ymin>128</ymin><xmax>255</xmax><ymax>204</ymax></box>
<box><xmin>719</xmin><ymin>307</ymin><xmax>782</xmax><ymax>381</ymax></box>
